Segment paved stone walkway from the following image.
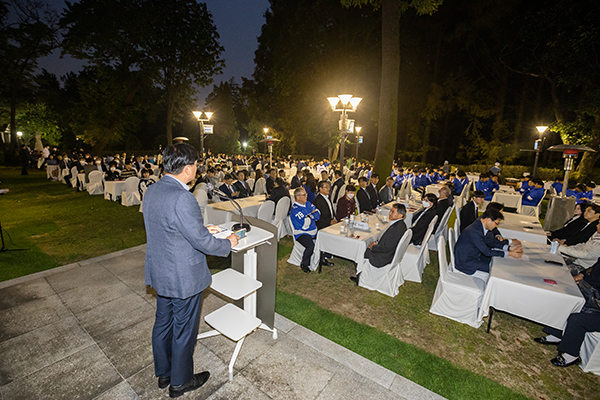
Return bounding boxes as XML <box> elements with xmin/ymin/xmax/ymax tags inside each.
<box><xmin>0</xmin><ymin>245</ymin><xmax>446</xmax><ymax>400</ymax></box>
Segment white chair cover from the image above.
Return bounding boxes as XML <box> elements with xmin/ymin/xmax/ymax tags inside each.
<box><xmin>517</xmin><ymin>189</ymin><xmax>546</xmax><ymax>218</ymax></box>
<box><xmin>289</xmin><ymin>166</ymin><xmax>297</xmax><ymax>178</ymax></box>
<box><xmin>428</xmin><ymin>205</ymin><xmax>455</xmax><ymax>251</ymax></box>
<box><xmin>87</xmin><ymin>171</ymin><xmax>104</xmax><ymax>195</ymax></box>
<box><xmin>580</xmin><ymin>331</ymin><xmax>600</xmax><ymax>375</ymax></box>
<box><xmin>121</xmin><ymin>177</ymin><xmax>141</xmax><ymax>206</ymax></box>
<box><xmin>46</xmin><ymin>164</ymin><xmax>59</xmax><ymax>180</ymax></box>
<box><xmin>257</xmin><ymin>200</ymin><xmax>275</xmax><ymax>223</ymax></box>
<box><xmin>193</xmin><ymin>187</ymin><xmax>209</xmax><ymax>219</ymax></box>
<box><xmin>334</xmin><ymin>184</ymin><xmax>346</xmax><ymax>205</ymax></box>
<box><xmin>272</xmin><ymin>197</ymin><xmax>291</xmax><ymax>240</ymax></box>
<box><xmin>448</xmin><ymin>227</ymin><xmax>456</xmax><ymax>272</ymax></box>
<box><xmin>60</xmin><ymin>167</ymin><xmax>70</xmax><ymax>183</ymax></box>
<box><xmin>358</xmin><ymin>230</ymin><xmax>413</xmax><ymax>297</ymax></box>
<box><xmin>429</xmin><ymin>236</ymin><xmax>485</xmax><ymax>328</ymax></box>
<box><xmin>287</xmin><ymin>217</ymin><xmax>317</xmax><ymax>267</ymax></box>
<box><xmin>400</xmin><ymin>215</ymin><xmax>438</xmax><ymax>283</ymax></box>
<box><xmin>455</xmin><ymin>205</ymin><xmax>462</xmax><ymax>235</ymax></box>
<box><xmin>254</xmin><ymin>177</ymin><xmax>266</xmax><ymax>195</ymax></box>
<box><xmin>245</xmin><ymin>178</ymin><xmax>255</xmax><ymax>193</ymax></box>
<box><xmin>69</xmin><ymin>166</ymin><xmax>78</xmax><ymax>188</ymax></box>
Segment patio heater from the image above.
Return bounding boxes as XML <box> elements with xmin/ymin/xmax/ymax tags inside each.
<box><xmin>543</xmin><ymin>144</ymin><xmax>597</xmax><ymax>231</ymax></box>
<box><xmin>260</xmin><ymin>130</ymin><xmax>280</xmax><ymax>168</ymax></box>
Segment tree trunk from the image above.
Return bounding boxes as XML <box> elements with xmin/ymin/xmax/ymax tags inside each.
<box><xmin>166</xmin><ymin>99</ymin><xmax>174</xmax><ymax>146</ymax></box>
<box><xmin>373</xmin><ymin>0</ymin><xmax>400</xmax><ymax>186</ymax></box>
<box><xmin>546</xmin><ymin>76</ymin><xmax>566</xmax><ymax>125</ymax></box>
<box><xmin>574</xmin><ymin>111</ymin><xmax>600</xmax><ymax>181</ymax></box>
<box><xmin>91</xmin><ymin>130</ymin><xmax>113</xmax><ymax>156</ymax></box>
<box><xmin>9</xmin><ymin>92</ymin><xmax>18</xmax><ymax>161</ymax></box>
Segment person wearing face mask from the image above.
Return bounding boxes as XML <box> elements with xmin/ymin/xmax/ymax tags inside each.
<box><xmin>105</xmin><ymin>162</ymin><xmax>121</xmax><ymax>181</ymax></box>
<box><xmin>410</xmin><ymin>193</ymin><xmax>438</xmax><ymax>246</ymax></box>
<box><xmin>84</xmin><ymin>157</ymin><xmax>106</xmax><ymax>183</ymax></box>
<box><xmin>336</xmin><ymin>185</ymin><xmax>357</xmax><ymax>220</ymax></box>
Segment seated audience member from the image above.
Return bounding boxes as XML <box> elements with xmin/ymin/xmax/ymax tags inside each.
<box><xmin>379</xmin><ymin>176</ymin><xmax>396</xmax><ymax>204</ymax></box>
<box><xmin>278</xmin><ymin>169</ymin><xmax>290</xmax><ymax>189</ymax></box>
<box><xmin>218</xmin><ymin>174</ymin><xmax>240</xmax><ymax>200</ymax></box>
<box><xmin>410</xmin><ymin>193</ymin><xmax>438</xmax><ymax>246</ymax></box>
<box><xmin>565</xmin><ymin>181</ymin><xmax>579</xmax><ymax>198</ymax></box>
<box><xmin>412</xmin><ymin>169</ymin><xmax>428</xmax><ymax>196</ymax></box>
<box><xmin>364</xmin><ymin>203</ymin><xmax>408</xmax><ymax>268</ymax></box>
<box><xmin>313</xmin><ymin>181</ymin><xmax>337</xmax><ymax>230</ymax></box>
<box><xmin>534</xmin><ymin>258</ymin><xmax>600</xmax><ymax>368</ymax></box>
<box><xmin>105</xmin><ymin>162</ymin><xmax>121</xmax><ymax>181</ymax></box>
<box><xmin>265</xmin><ymin>167</ymin><xmax>277</xmax><ymax>194</ymax></box>
<box><xmin>206</xmin><ymin>167</ymin><xmax>219</xmax><ymax>189</ymax></box>
<box><xmin>560</xmin><ymin>222</ymin><xmax>600</xmax><ymax>276</ymax></box>
<box><xmin>319</xmin><ymin>170</ymin><xmax>331</xmax><ymax>185</ymax></box>
<box><xmin>454</xmin><ymin>208</ymin><xmax>523</xmax><ymax>284</ymax></box>
<box><xmin>367</xmin><ymin>173</ymin><xmax>381</xmax><ymax>210</ymax></box>
<box><xmin>518</xmin><ymin>174</ymin><xmax>531</xmax><ymax>195</ymax></box>
<box><xmin>521</xmin><ymin>179</ymin><xmax>544</xmax><ymax>206</ymax></box>
<box><xmin>357</xmin><ymin>177</ymin><xmax>375</xmax><ymax>214</ymax></box>
<box><xmin>475</xmin><ymin>173</ymin><xmax>489</xmax><ymax>192</ymax></box>
<box><xmin>551</xmin><ymin>177</ymin><xmax>564</xmax><ymax>195</ymax></box>
<box><xmin>483</xmin><ymin>202</ymin><xmax>523</xmax><ymax>250</ymax></box>
<box><xmin>452</xmin><ymin>170</ymin><xmax>469</xmax><ymax>196</ymax></box>
<box><xmin>486</xmin><ymin>174</ymin><xmax>500</xmax><ymax>201</ymax></box>
<box><xmin>583</xmin><ymin>182</ymin><xmax>596</xmax><ymax>201</ymax></box>
<box><xmin>549</xmin><ymin>203</ymin><xmax>600</xmax><ymax>246</ymax></box>
<box><xmin>330</xmin><ymin>170</ymin><xmax>344</xmax><ymax>202</ymax></box>
<box><xmin>460</xmin><ymin>190</ymin><xmax>486</xmax><ymax>232</ymax></box>
<box><xmin>233</xmin><ymin>170</ymin><xmax>252</xmax><ymax>198</ymax></box>
<box><xmin>266</xmin><ymin>177</ymin><xmax>290</xmax><ymax>206</ymax></box>
<box><xmin>434</xmin><ymin>186</ymin><xmax>452</xmax><ymax>232</ymax></box>
<box><xmin>336</xmin><ymin>185</ymin><xmax>357</xmax><ymax>220</ymax></box>
<box><xmin>138</xmin><ymin>169</ymin><xmax>154</xmax><ymax>200</ymax></box>
<box><xmin>290</xmin><ymin>188</ymin><xmax>321</xmax><ymax>273</ymax></box>
<box><xmin>302</xmin><ymin>173</ymin><xmax>318</xmax><ymax>204</ymax></box>
<box><xmin>120</xmin><ymin>161</ymin><xmax>137</xmax><ymax>179</ymax></box>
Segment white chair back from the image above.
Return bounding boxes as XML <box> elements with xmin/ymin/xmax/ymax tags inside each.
<box><xmin>254</xmin><ymin>177</ymin><xmax>266</xmax><ymax>195</ymax></box>
<box><xmin>455</xmin><ymin>204</ymin><xmax>462</xmax><ymax>233</ymax></box>
<box><xmin>420</xmin><ymin>215</ymin><xmax>438</xmax><ymax>258</ymax></box>
<box><xmin>121</xmin><ymin>177</ymin><xmax>141</xmax><ymax>206</ymax></box>
<box><xmin>273</xmin><ymin>197</ymin><xmax>291</xmax><ymax>240</ymax></box>
<box><xmin>437</xmin><ymin>236</ymin><xmax>448</xmax><ymax>280</ymax></box>
<box><xmin>70</xmin><ymin>166</ymin><xmax>79</xmax><ymax>188</ymax></box>
<box><xmin>87</xmin><ymin>171</ymin><xmax>104</xmax><ymax>195</ymax></box>
<box><xmin>390</xmin><ymin>229</ymin><xmax>413</xmax><ymax>267</ymax></box>
<box><xmin>448</xmin><ymin>228</ymin><xmax>456</xmax><ymax>272</ymax></box>
<box><xmin>194</xmin><ymin>187</ymin><xmax>209</xmax><ymax>207</ymax></box>
<box><xmin>335</xmin><ymin>184</ymin><xmax>346</xmax><ymax>204</ymax></box>
<box><xmin>257</xmin><ymin>200</ymin><xmax>275</xmax><ymax>222</ymax></box>
<box><xmin>246</xmin><ymin>178</ymin><xmax>255</xmax><ymax>192</ymax></box>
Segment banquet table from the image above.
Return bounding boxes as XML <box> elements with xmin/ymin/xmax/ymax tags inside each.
<box><xmin>382</xmin><ymin>199</ymin><xmax>422</xmax><ymax>226</ymax></box>
<box><xmin>491</xmin><ymin>190</ymin><xmax>522</xmax><ymax>209</ymax></box>
<box><xmin>104</xmin><ymin>180</ymin><xmax>126</xmax><ymax>201</ymax></box>
<box><xmin>425</xmin><ymin>184</ymin><xmax>442</xmax><ymax>195</ymax></box>
<box><xmin>478</xmin><ymin>241</ymin><xmax>585</xmax><ymax>331</ymax></box>
<box><xmin>309</xmin><ymin>212</ymin><xmax>393</xmax><ymax>272</ymax></box>
<box><xmin>204</xmin><ymin>195</ymin><xmax>268</xmax><ymax>225</ymax></box>
<box><xmin>498</xmin><ymin>212</ymin><xmax>546</xmax><ymax>244</ymax></box>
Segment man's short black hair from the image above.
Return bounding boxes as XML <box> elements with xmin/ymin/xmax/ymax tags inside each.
<box><xmin>486</xmin><ymin>202</ymin><xmax>504</xmax><ymax>212</ymax></box>
<box><xmin>358</xmin><ymin>177</ymin><xmax>368</xmax><ymax>183</ymax></box>
<box><xmin>163</xmin><ymin>144</ymin><xmax>198</xmax><ymax>174</ymax></box>
<box><xmin>588</xmin><ymin>204</ymin><xmax>600</xmax><ymax>214</ymax></box>
<box><xmin>371</xmin><ymin>172</ymin><xmax>379</xmax><ymax>179</ymax></box>
<box><xmin>275</xmin><ymin>177</ymin><xmax>286</xmax><ymax>187</ymax></box>
<box><xmin>346</xmin><ymin>185</ymin><xmax>356</xmax><ymax>192</ymax></box>
<box><xmin>481</xmin><ymin>208</ymin><xmax>504</xmax><ymax>221</ymax></box>
<box><xmin>334</xmin><ymin>169</ymin><xmax>342</xmax><ymax>177</ymax></box>
<box><xmin>317</xmin><ymin>180</ymin><xmax>330</xmax><ymax>190</ymax></box>
<box><xmin>472</xmin><ymin>190</ymin><xmax>485</xmax><ymax>198</ymax></box>
<box><xmin>424</xmin><ymin>193</ymin><xmax>438</xmax><ymax>206</ymax></box>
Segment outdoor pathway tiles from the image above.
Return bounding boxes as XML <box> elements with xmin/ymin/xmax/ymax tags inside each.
<box><xmin>0</xmin><ymin>245</ymin><xmax>446</xmax><ymax>400</ymax></box>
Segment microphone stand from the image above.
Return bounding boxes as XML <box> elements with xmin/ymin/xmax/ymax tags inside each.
<box><xmin>211</xmin><ymin>188</ymin><xmax>252</xmax><ymax>232</ymax></box>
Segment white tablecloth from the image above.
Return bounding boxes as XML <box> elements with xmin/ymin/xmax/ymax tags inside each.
<box><xmin>498</xmin><ymin>212</ymin><xmax>546</xmax><ymax>244</ymax></box>
<box><xmin>382</xmin><ymin>200</ymin><xmax>421</xmax><ymax>226</ymax></box>
<box><xmin>104</xmin><ymin>181</ymin><xmax>126</xmax><ymax>201</ymax></box>
<box><xmin>205</xmin><ymin>195</ymin><xmax>267</xmax><ymax>225</ymax></box>
<box><xmin>310</xmin><ymin>213</ymin><xmax>395</xmax><ymax>272</ymax></box>
<box><xmin>491</xmin><ymin>190</ymin><xmax>522</xmax><ymax>209</ymax></box>
<box><xmin>478</xmin><ymin>241</ymin><xmax>585</xmax><ymax>330</ymax></box>
<box><xmin>425</xmin><ymin>184</ymin><xmax>442</xmax><ymax>195</ymax></box>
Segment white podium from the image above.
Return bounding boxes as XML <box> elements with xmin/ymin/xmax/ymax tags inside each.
<box><xmin>197</xmin><ymin>223</ymin><xmax>277</xmax><ymax>381</ymax></box>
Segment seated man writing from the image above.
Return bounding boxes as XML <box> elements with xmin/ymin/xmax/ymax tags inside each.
<box><xmin>454</xmin><ymin>208</ymin><xmax>523</xmax><ymax>285</ymax></box>
<box><xmin>290</xmin><ymin>188</ymin><xmax>321</xmax><ymax>273</ymax></box>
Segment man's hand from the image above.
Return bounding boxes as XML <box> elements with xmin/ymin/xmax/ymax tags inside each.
<box><xmin>508</xmin><ymin>249</ymin><xmax>523</xmax><ymax>259</ymax></box>
<box><xmin>227</xmin><ymin>233</ymin><xmax>239</xmax><ymax>248</ymax></box>
<box><xmin>574</xmin><ymin>273</ymin><xmax>584</xmax><ymax>283</ymax></box>
<box><xmin>368</xmin><ymin>241</ymin><xmax>377</xmax><ymax>250</ymax></box>
<box><xmin>509</xmin><ymin>245</ymin><xmax>524</xmax><ymax>253</ymax></box>
<box><xmin>511</xmin><ymin>239</ymin><xmax>522</xmax><ymax>247</ymax></box>
<box><xmin>330</xmin><ymin>219</ymin><xmax>338</xmax><ymax>225</ymax></box>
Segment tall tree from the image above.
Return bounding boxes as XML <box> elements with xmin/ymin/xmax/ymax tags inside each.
<box><xmin>0</xmin><ymin>0</ymin><xmax>58</xmax><ymax>160</ymax></box>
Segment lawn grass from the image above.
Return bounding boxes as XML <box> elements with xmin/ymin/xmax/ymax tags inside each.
<box><xmin>275</xmin><ymin>289</ymin><xmax>530</xmax><ymax>400</ymax></box>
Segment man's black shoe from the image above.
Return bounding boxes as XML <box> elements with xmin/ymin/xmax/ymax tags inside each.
<box><xmin>300</xmin><ymin>263</ymin><xmax>311</xmax><ymax>273</ymax></box>
<box><xmin>158</xmin><ymin>376</ymin><xmax>171</xmax><ymax>389</ymax></box>
<box><xmin>320</xmin><ymin>259</ymin><xmax>334</xmax><ymax>267</ymax></box>
<box><xmin>350</xmin><ymin>276</ymin><xmax>359</xmax><ymax>284</ymax></box>
<box><xmin>534</xmin><ymin>337</ymin><xmax>560</xmax><ymax>346</ymax></box>
<box><xmin>169</xmin><ymin>371</ymin><xmax>210</xmax><ymax>398</ymax></box>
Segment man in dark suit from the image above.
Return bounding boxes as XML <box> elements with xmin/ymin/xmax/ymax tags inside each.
<box><xmin>549</xmin><ymin>204</ymin><xmax>600</xmax><ymax>246</ymax></box>
<box><xmin>379</xmin><ymin>176</ymin><xmax>395</xmax><ymax>204</ymax></box>
<box><xmin>144</xmin><ymin>144</ymin><xmax>238</xmax><ymax>397</ymax></box>
<box><xmin>233</xmin><ymin>170</ymin><xmax>252</xmax><ymax>198</ymax></box>
<box><xmin>459</xmin><ymin>190</ymin><xmax>485</xmax><ymax>233</ymax></box>
<box><xmin>265</xmin><ymin>167</ymin><xmax>277</xmax><ymax>194</ymax></box>
<box><xmin>365</xmin><ymin>203</ymin><xmax>408</xmax><ymax>267</ymax></box>
<box><xmin>330</xmin><ymin>170</ymin><xmax>344</xmax><ymax>202</ymax></box>
<box><xmin>454</xmin><ymin>208</ymin><xmax>523</xmax><ymax>284</ymax></box>
<box><xmin>313</xmin><ymin>181</ymin><xmax>337</xmax><ymax>266</ymax></box>
<box><xmin>290</xmin><ymin>169</ymin><xmax>304</xmax><ymax>189</ymax></box>
<box><xmin>357</xmin><ymin>177</ymin><xmax>374</xmax><ymax>214</ymax></box>
<box><xmin>366</xmin><ymin>173</ymin><xmax>381</xmax><ymax>210</ymax></box>
<box><xmin>410</xmin><ymin>193</ymin><xmax>438</xmax><ymax>246</ymax></box>
<box><xmin>218</xmin><ymin>174</ymin><xmax>240</xmax><ymax>200</ymax></box>
<box><xmin>266</xmin><ymin>178</ymin><xmax>290</xmax><ymax>206</ymax></box>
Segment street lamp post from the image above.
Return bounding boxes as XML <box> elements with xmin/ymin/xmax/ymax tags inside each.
<box><xmin>355</xmin><ymin>126</ymin><xmax>362</xmax><ymax>162</ymax></box>
<box><xmin>327</xmin><ymin>94</ymin><xmax>362</xmax><ymax>168</ymax></box>
<box><xmin>192</xmin><ymin>111</ymin><xmax>213</xmax><ymax>157</ymax></box>
<box><xmin>532</xmin><ymin>125</ymin><xmax>548</xmax><ymax>178</ymax></box>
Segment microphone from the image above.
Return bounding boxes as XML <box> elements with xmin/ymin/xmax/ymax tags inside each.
<box><xmin>206</xmin><ymin>183</ymin><xmax>251</xmax><ymax>232</ymax></box>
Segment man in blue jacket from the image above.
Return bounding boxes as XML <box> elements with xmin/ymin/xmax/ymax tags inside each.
<box><xmin>290</xmin><ymin>187</ymin><xmax>321</xmax><ymax>272</ymax></box>
<box><xmin>521</xmin><ymin>179</ymin><xmax>545</xmax><ymax>206</ymax></box>
<box><xmin>144</xmin><ymin>144</ymin><xmax>239</xmax><ymax>398</ymax></box>
<box><xmin>455</xmin><ymin>208</ymin><xmax>523</xmax><ymax>284</ymax></box>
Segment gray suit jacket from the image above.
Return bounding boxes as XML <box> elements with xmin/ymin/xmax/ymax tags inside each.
<box><xmin>144</xmin><ymin>175</ymin><xmax>232</xmax><ymax>299</ymax></box>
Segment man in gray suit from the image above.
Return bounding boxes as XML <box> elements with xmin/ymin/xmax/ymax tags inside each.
<box><xmin>364</xmin><ymin>203</ymin><xmax>408</xmax><ymax>267</ymax></box>
<box><xmin>144</xmin><ymin>144</ymin><xmax>239</xmax><ymax>398</ymax></box>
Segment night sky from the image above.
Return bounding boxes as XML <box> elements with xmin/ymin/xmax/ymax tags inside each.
<box><xmin>38</xmin><ymin>0</ymin><xmax>271</xmax><ymax>106</ymax></box>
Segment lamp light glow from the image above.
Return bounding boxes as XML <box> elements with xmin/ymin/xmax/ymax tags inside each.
<box><xmin>355</xmin><ymin>126</ymin><xmax>362</xmax><ymax>134</ymax></box>
<box><xmin>204</xmin><ymin>112</ymin><xmax>213</xmax><ymax>120</ymax></box>
<box><xmin>263</xmin><ymin>127</ymin><xmax>269</xmax><ymax>134</ymax></box>
<box><xmin>327</xmin><ymin>97</ymin><xmax>339</xmax><ymax>109</ymax></box>
<box><xmin>536</xmin><ymin>126</ymin><xmax>548</xmax><ymax>134</ymax></box>
<box><xmin>17</xmin><ymin>131</ymin><xmax>23</xmax><ymax>137</ymax></box>
<box><xmin>192</xmin><ymin>111</ymin><xmax>202</xmax><ymax>119</ymax></box>
<box><xmin>349</xmin><ymin>97</ymin><xmax>362</xmax><ymax>109</ymax></box>
<box><xmin>338</xmin><ymin>94</ymin><xmax>353</xmax><ymax>105</ymax></box>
